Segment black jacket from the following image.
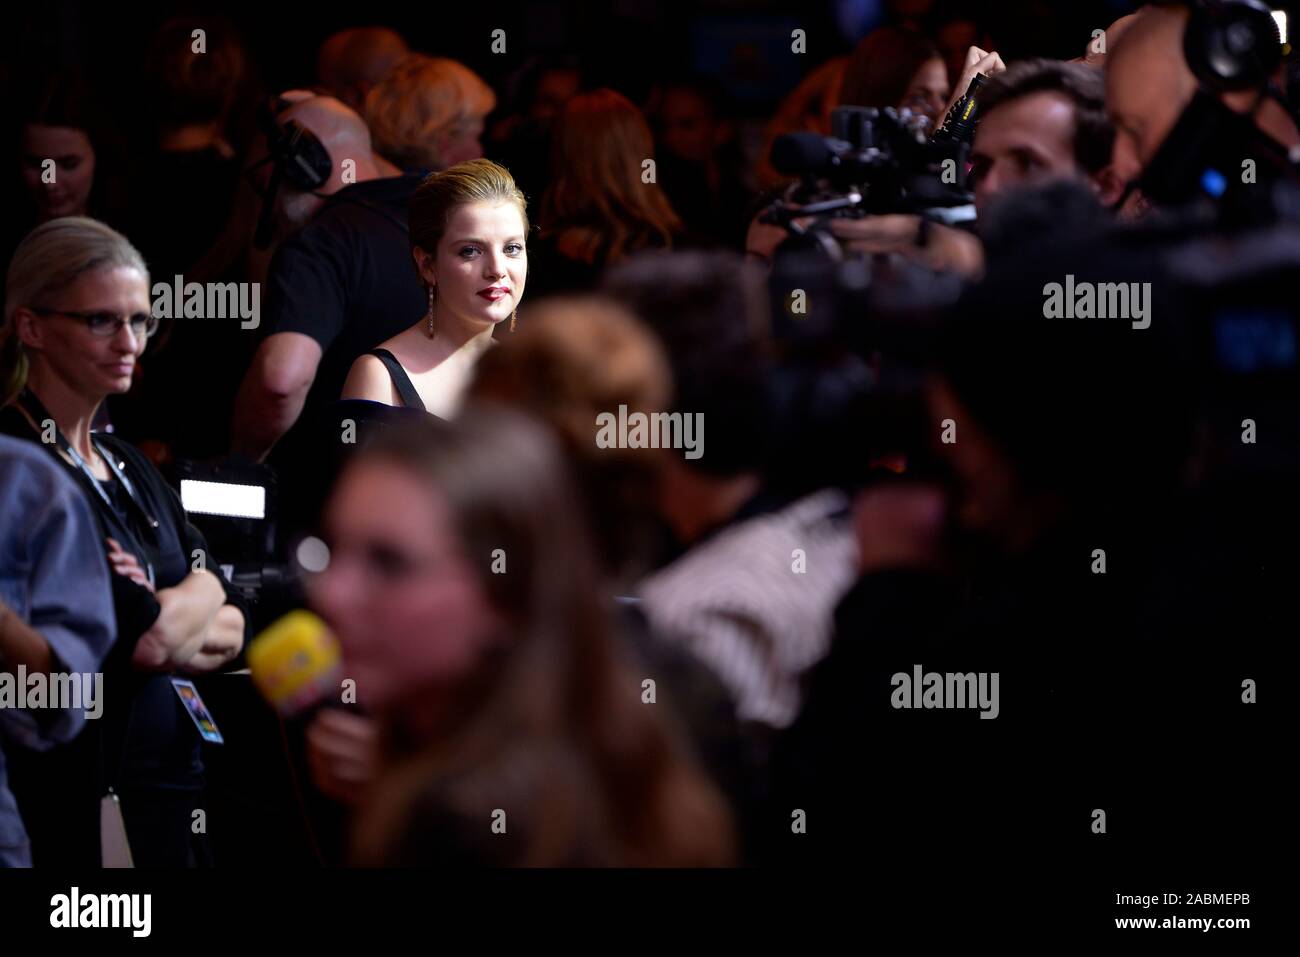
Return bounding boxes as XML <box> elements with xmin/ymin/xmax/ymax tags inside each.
<box><xmin>0</xmin><ymin>405</ymin><xmax>249</xmax><ymax>866</ymax></box>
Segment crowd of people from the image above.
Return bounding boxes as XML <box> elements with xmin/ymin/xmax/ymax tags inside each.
<box><xmin>0</xmin><ymin>1</ymin><xmax>1291</xmax><ymax>872</ymax></box>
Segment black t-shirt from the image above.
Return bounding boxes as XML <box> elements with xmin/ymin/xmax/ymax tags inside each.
<box><xmin>264</xmin><ymin>173</ymin><xmax>427</xmax><ymax>413</ymax></box>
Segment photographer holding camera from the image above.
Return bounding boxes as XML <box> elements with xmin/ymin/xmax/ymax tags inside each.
<box><xmin>749</xmin><ymin>57</ymin><xmax>1123</xmax><ymax>280</ymax></box>
<box><xmin>760</xmin><ymin>0</ymin><xmax>1295</xmax><ymax>877</ymax></box>
<box><xmin>1106</xmin><ymin>0</ymin><xmax>1300</xmax><ymax>211</ymax></box>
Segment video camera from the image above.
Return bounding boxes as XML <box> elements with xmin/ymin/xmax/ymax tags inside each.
<box><xmin>763</xmin><ymin>107</ymin><xmax>971</xmax><ymax>222</ymax></box>
<box><xmin>756</xmin><ymin>83</ymin><xmax>993</xmax><ymax>494</ymax></box>
<box><xmin>760</xmin><ymin>72</ymin><xmax>991</xmax><ymax>248</ymax></box>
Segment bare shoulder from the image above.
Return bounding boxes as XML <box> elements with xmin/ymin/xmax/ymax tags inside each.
<box><xmin>340</xmin><ymin>352</ymin><xmax>399</xmax><ymax>405</ymax></box>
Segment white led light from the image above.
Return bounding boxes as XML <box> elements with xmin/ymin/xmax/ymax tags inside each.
<box><xmin>180</xmin><ymin>479</ymin><xmax>266</xmax><ymax>519</ymax></box>
<box><xmin>1273</xmin><ymin>10</ymin><xmax>1288</xmax><ymax>46</ymax></box>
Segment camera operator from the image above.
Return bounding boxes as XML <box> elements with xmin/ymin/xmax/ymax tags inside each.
<box><xmin>967</xmin><ymin>60</ymin><xmax>1122</xmax><ymax>214</ymax></box>
<box><xmin>821</xmin><ymin>59</ymin><xmax>1122</xmax><ymax>277</ymax></box>
<box><xmin>748</xmin><ymin>55</ymin><xmax>1122</xmax><ymax>281</ymax></box>
<box><xmin>1106</xmin><ymin>1</ymin><xmax>1300</xmax><ymax>211</ymax></box>
<box><xmin>760</xmin><ymin>192</ymin><xmax>1277</xmax><ymax>870</ymax></box>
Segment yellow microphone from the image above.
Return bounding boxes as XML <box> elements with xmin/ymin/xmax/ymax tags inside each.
<box><xmin>247</xmin><ymin>610</ymin><xmax>343</xmax><ymax>718</ymax></box>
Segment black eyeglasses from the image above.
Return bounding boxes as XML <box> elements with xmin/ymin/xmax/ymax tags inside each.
<box><xmin>31</xmin><ymin>307</ymin><xmax>160</xmax><ymax>339</ymax></box>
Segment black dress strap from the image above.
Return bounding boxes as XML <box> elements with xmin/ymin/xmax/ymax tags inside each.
<box><xmin>367</xmin><ymin>349</ymin><xmax>426</xmax><ymax>411</ymax></box>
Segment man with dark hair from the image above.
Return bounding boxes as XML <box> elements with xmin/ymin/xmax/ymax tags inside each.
<box><xmin>969</xmin><ymin>58</ymin><xmax>1121</xmax><ymax>213</ymax></box>
<box><xmin>824</xmin><ymin>58</ymin><xmax>1120</xmax><ymax>274</ymax></box>
<box><xmin>602</xmin><ymin>249</ymin><xmax>776</xmax><ymax>543</ymax></box>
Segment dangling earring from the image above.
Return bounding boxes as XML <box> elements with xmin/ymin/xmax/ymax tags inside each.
<box><xmin>425</xmin><ymin>284</ymin><xmax>436</xmax><ymax>339</ymax></box>
<box><xmin>510</xmin><ymin>308</ymin><xmax>518</xmax><ymax>333</ymax></box>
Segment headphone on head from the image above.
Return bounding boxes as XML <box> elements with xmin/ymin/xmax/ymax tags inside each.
<box><xmin>1122</xmin><ymin>1</ymin><xmax>1292</xmax><ymax>209</ymax></box>
<box><xmin>256</xmin><ymin>95</ymin><xmax>333</xmax><ymax>191</ymax></box>
<box><xmin>252</xmin><ymin>95</ymin><xmax>334</xmax><ymax>247</ymax></box>
<box><xmin>1184</xmin><ymin>0</ymin><xmax>1284</xmax><ymax>93</ymax></box>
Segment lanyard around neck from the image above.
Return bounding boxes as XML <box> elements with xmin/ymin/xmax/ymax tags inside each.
<box><xmin>14</xmin><ymin>389</ymin><xmax>159</xmax><ymax>531</ymax></box>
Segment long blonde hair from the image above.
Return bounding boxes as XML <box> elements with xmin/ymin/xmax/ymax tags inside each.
<box><xmin>540</xmin><ymin>89</ymin><xmax>682</xmax><ymax>265</ymax></box>
<box><xmin>1</xmin><ymin>216</ymin><xmax>149</xmax><ymax>404</ymax></box>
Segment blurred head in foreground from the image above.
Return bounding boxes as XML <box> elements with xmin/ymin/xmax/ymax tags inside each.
<box><xmin>541</xmin><ymin>89</ymin><xmax>682</xmax><ymax>266</ymax></box>
<box><xmin>308</xmin><ymin>405</ymin><xmax>733</xmax><ymax>865</ymax></box>
<box><xmin>469</xmin><ymin>295</ymin><xmax>672</xmax><ymax>585</ymax></box>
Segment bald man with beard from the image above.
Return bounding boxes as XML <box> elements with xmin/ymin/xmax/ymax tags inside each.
<box><xmin>262</xmin><ymin>92</ymin><xmax>401</xmax><ymax>235</ymax></box>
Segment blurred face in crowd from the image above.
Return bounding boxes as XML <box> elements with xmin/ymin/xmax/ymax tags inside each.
<box><xmin>659</xmin><ymin>88</ymin><xmax>723</xmax><ymax>165</ymax></box>
<box><xmin>890</xmin><ymin>0</ymin><xmax>936</xmax><ymax>21</ymax></box>
<box><xmin>1105</xmin><ymin>7</ymin><xmax>1199</xmax><ymax>188</ymax></box>
<box><xmin>900</xmin><ymin>56</ymin><xmax>950</xmax><ymax>126</ymax></box>
<box><xmin>436</xmin><ymin>116</ymin><xmax>487</xmax><ymax>169</ymax></box>
<box><xmin>416</xmin><ymin>201</ymin><xmax>528</xmax><ymax>333</ymax></box>
<box><xmin>311</xmin><ymin>460</ymin><xmax>500</xmax><ymax>709</ymax></box>
<box><xmin>970</xmin><ymin>91</ymin><xmax>1085</xmax><ymax>214</ymax></box>
<box><xmin>532</xmin><ymin>67</ymin><xmax>581</xmax><ymax>122</ymax></box>
<box><xmin>16</xmin><ymin>266</ymin><xmax>152</xmax><ymax>401</ymax></box>
<box><xmin>20</xmin><ymin>124</ymin><xmax>96</xmax><ymax>220</ymax></box>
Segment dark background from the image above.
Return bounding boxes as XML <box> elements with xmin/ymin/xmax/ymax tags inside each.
<box><xmin>2</xmin><ymin>0</ymin><xmax>1145</xmax><ymax>118</ymax></box>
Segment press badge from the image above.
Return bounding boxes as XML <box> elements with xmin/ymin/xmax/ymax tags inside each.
<box><xmin>171</xmin><ymin>678</ymin><xmax>225</xmax><ymax>744</ymax></box>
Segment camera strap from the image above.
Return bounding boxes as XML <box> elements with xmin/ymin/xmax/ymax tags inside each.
<box><xmin>1132</xmin><ymin>87</ymin><xmax>1297</xmax><ymax>209</ymax></box>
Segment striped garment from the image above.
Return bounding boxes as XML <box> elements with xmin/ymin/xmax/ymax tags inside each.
<box><xmin>636</xmin><ymin>489</ymin><xmax>860</xmax><ymax>729</ymax></box>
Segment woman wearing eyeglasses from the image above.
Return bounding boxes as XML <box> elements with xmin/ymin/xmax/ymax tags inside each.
<box><xmin>839</xmin><ymin>27</ymin><xmax>951</xmax><ymax>129</ymax></box>
<box><xmin>0</xmin><ymin>216</ymin><xmax>248</xmax><ymax>867</ymax></box>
